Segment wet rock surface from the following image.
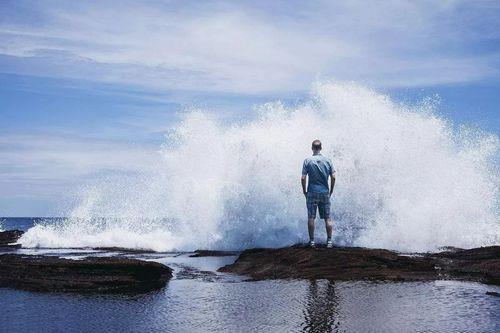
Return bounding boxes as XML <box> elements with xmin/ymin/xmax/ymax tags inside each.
<box><xmin>219</xmin><ymin>245</ymin><xmax>500</xmax><ymax>285</ymax></box>
<box><xmin>173</xmin><ymin>264</ymin><xmax>220</xmax><ymax>282</ymax></box>
<box><xmin>190</xmin><ymin>250</ymin><xmax>240</xmax><ymax>257</ymax></box>
<box><xmin>432</xmin><ymin>246</ymin><xmax>500</xmax><ymax>285</ymax></box>
<box><xmin>0</xmin><ymin>254</ymin><xmax>173</xmax><ymax>293</ymax></box>
<box><xmin>486</xmin><ymin>291</ymin><xmax>500</xmax><ymax>297</ymax></box>
<box><xmin>0</xmin><ymin>230</ymin><xmax>24</xmax><ymax>248</ymax></box>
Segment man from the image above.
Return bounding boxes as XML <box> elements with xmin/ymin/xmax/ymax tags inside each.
<box><xmin>301</xmin><ymin>139</ymin><xmax>336</xmax><ymax>248</ymax></box>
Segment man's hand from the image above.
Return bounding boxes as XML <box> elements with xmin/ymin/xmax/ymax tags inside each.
<box><xmin>301</xmin><ymin>175</ymin><xmax>307</xmax><ymax>198</ymax></box>
<box><xmin>329</xmin><ymin>172</ymin><xmax>336</xmax><ymax>197</ymax></box>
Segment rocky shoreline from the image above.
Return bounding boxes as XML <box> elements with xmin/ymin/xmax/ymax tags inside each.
<box><xmin>0</xmin><ymin>230</ymin><xmax>174</xmax><ymax>293</ymax></box>
<box><xmin>219</xmin><ymin>244</ymin><xmax>500</xmax><ymax>285</ymax></box>
<box><xmin>1</xmin><ymin>230</ymin><xmax>498</xmax><ymax>293</ymax></box>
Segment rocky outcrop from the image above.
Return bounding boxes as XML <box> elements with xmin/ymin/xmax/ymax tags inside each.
<box><xmin>219</xmin><ymin>245</ymin><xmax>500</xmax><ymax>285</ymax></box>
<box><xmin>433</xmin><ymin>246</ymin><xmax>500</xmax><ymax>285</ymax></box>
<box><xmin>0</xmin><ymin>254</ymin><xmax>173</xmax><ymax>293</ymax></box>
<box><xmin>0</xmin><ymin>230</ymin><xmax>23</xmax><ymax>248</ymax></box>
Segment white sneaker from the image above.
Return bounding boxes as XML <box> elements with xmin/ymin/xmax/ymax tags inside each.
<box><xmin>326</xmin><ymin>240</ymin><xmax>333</xmax><ymax>248</ymax></box>
<box><xmin>308</xmin><ymin>240</ymin><xmax>315</xmax><ymax>248</ymax></box>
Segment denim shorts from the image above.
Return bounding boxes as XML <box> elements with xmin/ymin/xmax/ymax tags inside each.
<box><xmin>306</xmin><ymin>192</ymin><xmax>331</xmax><ymax>219</ymax></box>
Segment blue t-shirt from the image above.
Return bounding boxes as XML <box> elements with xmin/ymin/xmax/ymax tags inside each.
<box><xmin>302</xmin><ymin>154</ymin><xmax>335</xmax><ymax>193</ymax></box>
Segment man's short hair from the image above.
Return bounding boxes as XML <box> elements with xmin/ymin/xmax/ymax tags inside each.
<box><xmin>312</xmin><ymin>139</ymin><xmax>322</xmax><ymax>150</ymax></box>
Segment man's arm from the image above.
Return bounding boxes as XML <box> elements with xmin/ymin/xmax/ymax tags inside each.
<box><xmin>329</xmin><ymin>172</ymin><xmax>336</xmax><ymax>196</ymax></box>
<box><xmin>301</xmin><ymin>175</ymin><xmax>307</xmax><ymax>197</ymax></box>
<box><xmin>301</xmin><ymin>159</ymin><xmax>308</xmax><ymax>197</ymax></box>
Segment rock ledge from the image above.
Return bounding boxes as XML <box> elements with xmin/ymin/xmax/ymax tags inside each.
<box><xmin>219</xmin><ymin>245</ymin><xmax>500</xmax><ymax>285</ymax></box>
<box><xmin>0</xmin><ymin>254</ymin><xmax>173</xmax><ymax>293</ymax></box>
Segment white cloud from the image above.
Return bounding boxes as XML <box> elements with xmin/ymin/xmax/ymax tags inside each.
<box><xmin>0</xmin><ymin>0</ymin><xmax>498</xmax><ymax>93</ymax></box>
<box><xmin>0</xmin><ymin>132</ymin><xmax>163</xmax><ymax>214</ymax></box>
<box><xmin>0</xmin><ymin>133</ymin><xmax>159</xmax><ymax>183</ymax></box>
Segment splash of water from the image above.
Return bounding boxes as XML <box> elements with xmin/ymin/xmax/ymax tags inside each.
<box><xmin>20</xmin><ymin>82</ymin><xmax>499</xmax><ymax>252</ymax></box>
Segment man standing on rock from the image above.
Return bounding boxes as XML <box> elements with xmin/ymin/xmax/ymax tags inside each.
<box><xmin>301</xmin><ymin>139</ymin><xmax>336</xmax><ymax>248</ymax></box>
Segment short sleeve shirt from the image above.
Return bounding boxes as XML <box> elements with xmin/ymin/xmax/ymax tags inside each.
<box><xmin>302</xmin><ymin>154</ymin><xmax>335</xmax><ymax>193</ymax></box>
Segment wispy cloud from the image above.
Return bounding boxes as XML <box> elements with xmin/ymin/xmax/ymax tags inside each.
<box><xmin>0</xmin><ymin>133</ymin><xmax>159</xmax><ymax>185</ymax></box>
<box><xmin>1</xmin><ymin>0</ymin><xmax>499</xmax><ymax>94</ymax></box>
<box><xmin>0</xmin><ymin>126</ymin><xmax>163</xmax><ymax>214</ymax></box>
<box><xmin>0</xmin><ymin>131</ymin><xmax>163</xmax><ymax>214</ymax></box>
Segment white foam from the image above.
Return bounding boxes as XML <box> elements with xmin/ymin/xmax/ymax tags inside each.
<box><xmin>20</xmin><ymin>82</ymin><xmax>499</xmax><ymax>252</ymax></box>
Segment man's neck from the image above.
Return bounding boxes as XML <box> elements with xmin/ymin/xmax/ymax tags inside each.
<box><xmin>313</xmin><ymin>151</ymin><xmax>321</xmax><ymax>156</ymax></box>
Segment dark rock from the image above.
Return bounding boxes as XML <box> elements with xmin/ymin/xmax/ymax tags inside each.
<box><xmin>174</xmin><ymin>264</ymin><xmax>220</xmax><ymax>282</ymax></box>
<box><xmin>437</xmin><ymin>246</ymin><xmax>464</xmax><ymax>252</ymax></box>
<box><xmin>0</xmin><ymin>230</ymin><xmax>24</xmax><ymax>247</ymax></box>
<box><xmin>433</xmin><ymin>246</ymin><xmax>500</xmax><ymax>285</ymax></box>
<box><xmin>219</xmin><ymin>245</ymin><xmax>500</xmax><ymax>285</ymax></box>
<box><xmin>219</xmin><ymin>246</ymin><xmax>437</xmax><ymax>282</ymax></box>
<box><xmin>93</xmin><ymin>247</ymin><xmax>157</xmax><ymax>254</ymax></box>
<box><xmin>190</xmin><ymin>250</ymin><xmax>240</xmax><ymax>257</ymax></box>
<box><xmin>0</xmin><ymin>254</ymin><xmax>173</xmax><ymax>293</ymax></box>
<box><xmin>486</xmin><ymin>291</ymin><xmax>500</xmax><ymax>297</ymax></box>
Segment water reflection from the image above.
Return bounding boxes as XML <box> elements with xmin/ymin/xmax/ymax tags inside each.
<box><xmin>301</xmin><ymin>280</ymin><xmax>341</xmax><ymax>333</ymax></box>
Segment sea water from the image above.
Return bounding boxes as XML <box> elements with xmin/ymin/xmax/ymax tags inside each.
<box><xmin>1</xmin><ymin>279</ymin><xmax>499</xmax><ymax>333</ymax></box>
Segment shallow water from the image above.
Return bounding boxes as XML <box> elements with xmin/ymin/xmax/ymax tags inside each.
<box><xmin>1</xmin><ymin>278</ymin><xmax>499</xmax><ymax>333</ymax></box>
<box><xmin>1</xmin><ymin>218</ymin><xmax>499</xmax><ymax>332</ymax></box>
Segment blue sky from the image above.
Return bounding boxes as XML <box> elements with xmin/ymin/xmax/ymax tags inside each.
<box><xmin>1</xmin><ymin>0</ymin><xmax>499</xmax><ymax>216</ymax></box>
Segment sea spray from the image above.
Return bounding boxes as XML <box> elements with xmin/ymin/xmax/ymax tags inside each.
<box><xmin>20</xmin><ymin>82</ymin><xmax>499</xmax><ymax>252</ymax></box>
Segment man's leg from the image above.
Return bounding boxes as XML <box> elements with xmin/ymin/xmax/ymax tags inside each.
<box><xmin>320</xmin><ymin>193</ymin><xmax>333</xmax><ymax>247</ymax></box>
<box><xmin>325</xmin><ymin>218</ymin><xmax>333</xmax><ymax>239</ymax></box>
<box><xmin>306</xmin><ymin>193</ymin><xmax>317</xmax><ymax>246</ymax></box>
<box><xmin>324</xmin><ymin>218</ymin><xmax>333</xmax><ymax>248</ymax></box>
<box><xmin>308</xmin><ymin>218</ymin><xmax>315</xmax><ymax>241</ymax></box>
